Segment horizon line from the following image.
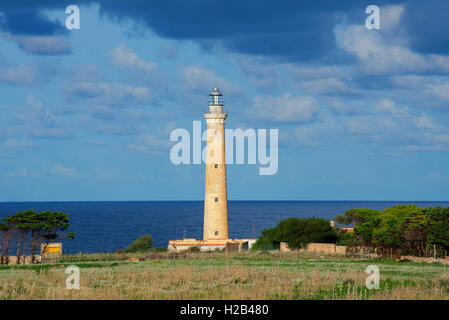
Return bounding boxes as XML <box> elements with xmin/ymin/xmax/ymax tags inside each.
<box><xmin>1</xmin><ymin>199</ymin><xmax>449</xmax><ymax>203</ymax></box>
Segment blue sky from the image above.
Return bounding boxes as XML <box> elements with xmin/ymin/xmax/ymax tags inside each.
<box><xmin>0</xmin><ymin>1</ymin><xmax>449</xmax><ymax>201</ymax></box>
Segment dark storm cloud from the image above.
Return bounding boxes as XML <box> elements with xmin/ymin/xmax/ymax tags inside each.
<box><xmin>0</xmin><ymin>9</ymin><xmax>67</xmax><ymax>36</ymax></box>
<box><xmin>1</xmin><ymin>0</ymin><xmax>448</xmax><ymax>60</ymax></box>
<box><xmin>401</xmin><ymin>0</ymin><xmax>449</xmax><ymax>55</ymax></box>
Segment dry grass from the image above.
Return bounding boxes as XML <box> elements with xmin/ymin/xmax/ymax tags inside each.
<box><xmin>1</xmin><ymin>251</ymin><xmax>449</xmax><ymax>300</ymax></box>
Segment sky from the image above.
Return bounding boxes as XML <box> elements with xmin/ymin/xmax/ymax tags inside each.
<box><xmin>0</xmin><ymin>0</ymin><xmax>449</xmax><ymax>201</ymax></box>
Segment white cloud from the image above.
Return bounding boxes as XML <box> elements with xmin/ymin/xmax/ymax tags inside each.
<box><xmin>299</xmin><ymin>78</ymin><xmax>357</xmax><ymax>94</ymax></box>
<box><xmin>3</xmin><ymin>34</ymin><xmax>71</xmax><ymax>55</ymax></box>
<box><xmin>381</xmin><ymin>5</ymin><xmax>405</xmax><ymax>30</ymax></box>
<box><xmin>182</xmin><ymin>65</ymin><xmax>242</xmax><ymax>96</ymax></box>
<box><xmin>14</xmin><ymin>96</ymin><xmax>72</xmax><ymax>139</ymax></box>
<box><xmin>415</xmin><ymin>113</ymin><xmax>437</xmax><ymax>129</ymax></box>
<box><xmin>426</xmin><ymin>83</ymin><xmax>449</xmax><ymax>101</ymax></box>
<box><xmin>111</xmin><ymin>43</ymin><xmax>156</xmax><ymax>72</ymax></box>
<box><xmin>67</xmin><ymin>82</ymin><xmax>153</xmax><ymax>106</ymax></box>
<box><xmin>342</xmin><ymin>115</ymin><xmax>397</xmax><ymax>135</ymax></box>
<box><xmin>128</xmin><ymin>133</ymin><xmax>169</xmax><ymax>155</ymax></box>
<box><xmin>337</xmin><ymin>21</ymin><xmax>449</xmax><ymax>75</ymax></box>
<box><xmin>1</xmin><ymin>138</ymin><xmax>33</xmax><ymax>149</ymax></box>
<box><xmin>326</xmin><ymin>98</ymin><xmax>366</xmax><ymax>116</ymax></box>
<box><xmin>0</xmin><ymin>64</ymin><xmax>36</xmax><ymax>86</ymax></box>
<box><xmin>50</xmin><ymin>163</ymin><xmax>79</xmax><ymax>177</ymax></box>
<box><xmin>5</xmin><ymin>169</ymin><xmax>33</xmax><ymax>177</ymax></box>
<box><xmin>376</xmin><ymin>99</ymin><xmax>409</xmax><ymax>117</ymax></box>
<box><xmin>250</xmin><ymin>94</ymin><xmax>319</xmax><ymax>123</ymax></box>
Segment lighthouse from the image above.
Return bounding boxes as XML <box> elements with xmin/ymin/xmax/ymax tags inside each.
<box><xmin>167</xmin><ymin>88</ymin><xmax>256</xmax><ymax>252</ymax></box>
<box><xmin>203</xmin><ymin>88</ymin><xmax>229</xmax><ymax>241</ymax></box>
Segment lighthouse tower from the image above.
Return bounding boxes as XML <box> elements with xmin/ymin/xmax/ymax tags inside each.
<box><xmin>167</xmin><ymin>88</ymin><xmax>257</xmax><ymax>252</ymax></box>
<box><xmin>203</xmin><ymin>88</ymin><xmax>229</xmax><ymax>241</ymax></box>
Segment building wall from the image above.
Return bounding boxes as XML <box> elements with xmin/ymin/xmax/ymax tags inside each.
<box><xmin>280</xmin><ymin>242</ymin><xmax>347</xmax><ymax>254</ymax></box>
<box><xmin>203</xmin><ymin>114</ymin><xmax>228</xmax><ymax>241</ymax></box>
<box><xmin>2</xmin><ymin>255</ymin><xmax>41</xmax><ymax>264</ymax></box>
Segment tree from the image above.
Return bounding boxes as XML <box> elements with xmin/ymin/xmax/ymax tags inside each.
<box><xmin>126</xmin><ymin>235</ymin><xmax>153</xmax><ymax>253</ymax></box>
<box><xmin>0</xmin><ymin>222</ymin><xmax>15</xmax><ymax>264</ymax></box>
<box><xmin>3</xmin><ymin>210</ymin><xmax>34</xmax><ymax>264</ymax></box>
<box><xmin>402</xmin><ymin>210</ymin><xmax>431</xmax><ymax>256</ymax></box>
<box><xmin>427</xmin><ymin>206</ymin><xmax>449</xmax><ymax>252</ymax></box>
<box><xmin>336</xmin><ymin>229</ymin><xmax>353</xmax><ymax>246</ymax></box>
<box><xmin>28</xmin><ymin>211</ymin><xmax>74</xmax><ymax>263</ymax></box>
<box><xmin>335</xmin><ymin>205</ymin><xmax>437</xmax><ymax>257</ymax></box>
<box><xmin>253</xmin><ymin>226</ymin><xmax>280</xmax><ymax>250</ymax></box>
<box><xmin>254</xmin><ymin>217</ymin><xmax>337</xmax><ymax>250</ymax></box>
<box><xmin>336</xmin><ymin>208</ymin><xmax>381</xmax><ymax>226</ymax></box>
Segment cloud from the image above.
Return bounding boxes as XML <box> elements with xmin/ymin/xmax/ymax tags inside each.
<box><xmin>78</xmin><ymin>106</ymin><xmax>155</xmax><ymax>135</ymax></box>
<box><xmin>1</xmin><ymin>0</ymin><xmax>449</xmax><ymax>63</ymax></box>
<box><xmin>111</xmin><ymin>43</ymin><xmax>156</xmax><ymax>72</ymax></box>
<box><xmin>0</xmin><ymin>64</ymin><xmax>36</xmax><ymax>85</ymax></box>
<box><xmin>426</xmin><ymin>83</ymin><xmax>449</xmax><ymax>101</ymax></box>
<box><xmin>14</xmin><ymin>97</ymin><xmax>73</xmax><ymax>139</ymax></box>
<box><xmin>415</xmin><ymin>113</ymin><xmax>440</xmax><ymax>130</ymax></box>
<box><xmin>337</xmin><ymin>23</ymin><xmax>449</xmax><ymax>75</ymax></box>
<box><xmin>250</xmin><ymin>94</ymin><xmax>319</xmax><ymax>123</ymax></box>
<box><xmin>342</xmin><ymin>115</ymin><xmax>397</xmax><ymax>135</ymax></box>
<box><xmin>66</xmin><ymin>82</ymin><xmax>153</xmax><ymax>106</ymax></box>
<box><xmin>4</xmin><ymin>169</ymin><xmax>37</xmax><ymax>177</ymax></box>
<box><xmin>50</xmin><ymin>163</ymin><xmax>79</xmax><ymax>177</ymax></box>
<box><xmin>3</xmin><ymin>34</ymin><xmax>71</xmax><ymax>55</ymax></box>
<box><xmin>182</xmin><ymin>65</ymin><xmax>242</xmax><ymax>96</ymax></box>
<box><xmin>402</xmin><ymin>0</ymin><xmax>449</xmax><ymax>55</ymax></box>
<box><xmin>128</xmin><ymin>133</ymin><xmax>169</xmax><ymax>155</ymax></box>
<box><xmin>326</xmin><ymin>98</ymin><xmax>366</xmax><ymax>116</ymax></box>
<box><xmin>1</xmin><ymin>138</ymin><xmax>33</xmax><ymax>149</ymax></box>
<box><xmin>376</xmin><ymin>99</ymin><xmax>409</xmax><ymax>117</ymax></box>
<box><xmin>235</xmin><ymin>55</ymin><xmax>280</xmax><ymax>91</ymax></box>
<box><xmin>299</xmin><ymin>78</ymin><xmax>358</xmax><ymax>95</ymax></box>
<box><xmin>0</xmin><ymin>9</ymin><xmax>67</xmax><ymax>36</ymax></box>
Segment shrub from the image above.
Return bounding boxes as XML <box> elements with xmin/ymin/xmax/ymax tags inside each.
<box><xmin>254</xmin><ymin>217</ymin><xmax>337</xmax><ymax>250</ymax></box>
<box><xmin>125</xmin><ymin>235</ymin><xmax>153</xmax><ymax>253</ymax></box>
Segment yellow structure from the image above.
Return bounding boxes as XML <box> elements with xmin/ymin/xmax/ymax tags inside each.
<box><xmin>41</xmin><ymin>242</ymin><xmax>62</xmax><ymax>254</ymax></box>
<box><xmin>168</xmin><ymin>88</ymin><xmax>256</xmax><ymax>252</ymax></box>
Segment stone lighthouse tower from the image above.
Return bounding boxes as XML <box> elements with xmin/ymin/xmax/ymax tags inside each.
<box><xmin>167</xmin><ymin>88</ymin><xmax>257</xmax><ymax>252</ymax></box>
<box><xmin>203</xmin><ymin>88</ymin><xmax>229</xmax><ymax>241</ymax></box>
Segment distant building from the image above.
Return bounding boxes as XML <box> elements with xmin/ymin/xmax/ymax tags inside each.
<box><xmin>168</xmin><ymin>88</ymin><xmax>256</xmax><ymax>252</ymax></box>
<box><xmin>330</xmin><ymin>219</ymin><xmax>354</xmax><ymax>233</ymax></box>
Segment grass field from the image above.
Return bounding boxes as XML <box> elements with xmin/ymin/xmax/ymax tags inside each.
<box><xmin>1</xmin><ymin>251</ymin><xmax>449</xmax><ymax>300</ymax></box>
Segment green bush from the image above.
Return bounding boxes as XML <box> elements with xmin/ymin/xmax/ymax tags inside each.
<box><xmin>125</xmin><ymin>235</ymin><xmax>153</xmax><ymax>253</ymax></box>
<box><xmin>254</xmin><ymin>217</ymin><xmax>337</xmax><ymax>250</ymax></box>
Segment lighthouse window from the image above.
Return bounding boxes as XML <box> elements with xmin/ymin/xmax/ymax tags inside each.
<box><xmin>214</xmin><ymin>164</ymin><xmax>218</xmax><ymax>169</ymax></box>
<box><xmin>215</xmin><ymin>231</ymin><xmax>218</xmax><ymax>236</ymax></box>
<box><xmin>215</xmin><ymin>197</ymin><xmax>218</xmax><ymax>202</ymax></box>
<box><xmin>214</xmin><ymin>130</ymin><xmax>218</xmax><ymax>135</ymax></box>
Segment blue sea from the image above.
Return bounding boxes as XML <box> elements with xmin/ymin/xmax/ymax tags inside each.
<box><xmin>0</xmin><ymin>201</ymin><xmax>448</xmax><ymax>254</ymax></box>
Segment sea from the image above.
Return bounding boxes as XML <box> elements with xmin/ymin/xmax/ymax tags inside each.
<box><xmin>0</xmin><ymin>201</ymin><xmax>448</xmax><ymax>254</ymax></box>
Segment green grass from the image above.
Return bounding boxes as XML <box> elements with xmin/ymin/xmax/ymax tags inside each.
<box><xmin>1</xmin><ymin>252</ymin><xmax>449</xmax><ymax>299</ymax></box>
